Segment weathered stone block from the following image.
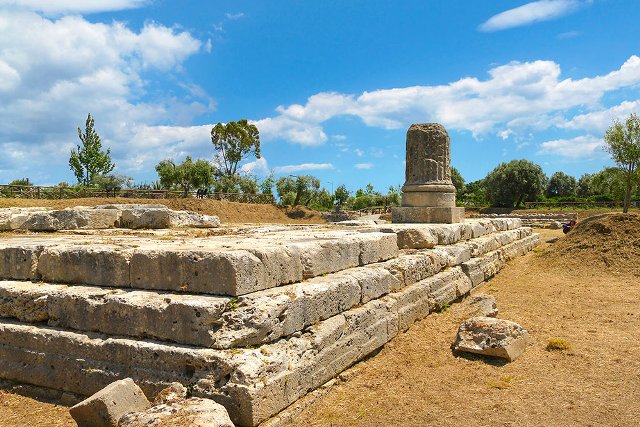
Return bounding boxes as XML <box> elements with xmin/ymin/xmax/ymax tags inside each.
<box><xmin>169</xmin><ymin>211</ymin><xmax>221</xmax><ymax>228</ymax></box>
<box><xmin>0</xmin><ymin>245</ymin><xmax>41</xmax><ymax>280</ymax></box>
<box><xmin>119</xmin><ymin>397</ymin><xmax>234</xmax><ymax>427</ymax></box>
<box><xmin>69</xmin><ymin>378</ymin><xmax>150</xmax><ymax>427</ymax></box>
<box><xmin>119</xmin><ymin>207</ymin><xmax>171</xmax><ymax>229</ymax></box>
<box><xmin>37</xmin><ymin>246</ymin><xmax>132</xmax><ymax>287</ymax></box>
<box><xmin>392</xmin><ymin>206</ymin><xmax>465</xmax><ymax>224</ymax></box>
<box><xmin>453</xmin><ymin>316</ymin><xmax>529</xmax><ymax>362</ymax></box>
<box><xmin>129</xmin><ymin>249</ymin><xmax>264</xmax><ymax>295</ymax></box>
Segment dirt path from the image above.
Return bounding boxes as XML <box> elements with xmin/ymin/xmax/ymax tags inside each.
<box><xmin>1</xmin><ymin>229</ymin><xmax>638</xmax><ymax>426</ymax></box>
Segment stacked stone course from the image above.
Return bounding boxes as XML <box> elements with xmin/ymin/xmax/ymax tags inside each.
<box><xmin>0</xmin><ymin>216</ymin><xmax>538</xmax><ymax>426</ymax></box>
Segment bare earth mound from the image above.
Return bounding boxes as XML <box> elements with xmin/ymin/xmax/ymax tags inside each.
<box><xmin>544</xmin><ymin>213</ymin><xmax>640</xmax><ymax>275</ymax></box>
<box><xmin>0</xmin><ymin>198</ymin><xmax>325</xmax><ymax>224</ymax></box>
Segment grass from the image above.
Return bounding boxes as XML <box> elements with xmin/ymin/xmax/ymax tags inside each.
<box><xmin>487</xmin><ymin>375</ymin><xmax>516</xmax><ymax>389</ymax></box>
<box><xmin>546</xmin><ymin>338</ymin><xmax>572</xmax><ymax>351</ymax></box>
<box><xmin>226</xmin><ymin>298</ymin><xmax>239</xmax><ymax>311</ymax></box>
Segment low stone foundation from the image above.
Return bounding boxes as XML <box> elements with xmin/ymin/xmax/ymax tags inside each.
<box><xmin>0</xmin><ymin>217</ymin><xmax>537</xmax><ymax>426</ymax></box>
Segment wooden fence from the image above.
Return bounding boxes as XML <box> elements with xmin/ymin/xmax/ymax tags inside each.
<box><xmin>0</xmin><ymin>185</ymin><xmax>275</xmax><ymax>204</ymax></box>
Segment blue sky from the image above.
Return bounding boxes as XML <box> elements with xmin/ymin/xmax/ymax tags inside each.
<box><xmin>0</xmin><ymin>0</ymin><xmax>639</xmax><ymax>192</ymax></box>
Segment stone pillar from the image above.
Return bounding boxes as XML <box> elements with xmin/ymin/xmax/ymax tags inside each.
<box><xmin>392</xmin><ymin>123</ymin><xmax>464</xmax><ymax>223</ymax></box>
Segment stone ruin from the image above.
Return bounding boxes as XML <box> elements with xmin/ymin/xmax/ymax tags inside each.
<box><xmin>392</xmin><ymin>123</ymin><xmax>465</xmax><ymax>224</ymax></box>
<box><xmin>0</xmin><ymin>132</ymin><xmax>540</xmax><ymax>426</ymax></box>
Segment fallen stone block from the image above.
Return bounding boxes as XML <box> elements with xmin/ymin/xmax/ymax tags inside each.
<box><xmin>467</xmin><ymin>294</ymin><xmax>497</xmax><ymax>317</ymax></box>
<box><xmin>119</xmin><ymin>397</ymin><xmax>235</xmax><ymax>427</ymax></box>
<box><xmin>19</xmin><ymin>212</ymin><xmax>59</xmax><ymax>231</ymax></box>
<box><xmin>170</xmin><ymin>211</ymin><xmax>221</xmax><ymax>228</ymax></box>
<box><xmin>69</xmin><ymin>377</ymin><xmax>150</xmax><ymax>427</ymax></box>
<box><xmin>119</xmin><ymin>207</ymin><xmax>171</xmax><ymax>229</ymax></box>
<box><xmin>453</xmin><ymin>316</ymin><xmax>529</xmax><ymax>362</ymax></box>
<box><xmin>51</xmin><ymin>208</ymin><xmax>120</xmax><ymax>229</ymax></box>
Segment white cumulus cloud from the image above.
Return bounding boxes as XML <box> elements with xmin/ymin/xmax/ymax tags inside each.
<box><xmin>538</xmin><ymin>135</ymin><xmax>604</xmax><ymax>159</ymax></box>
<box><xmin>479</xmin><ymin>0</ymin><xmax>587</xmax><ymax>32</ymax></box>
<box><xmin>0</xmin><ymin>9</ymin><xmax>208</xmax><ymax>182</ymax></box>
<box><xmin>354</xmin><ymin>163</ymin><xmax>373</xmax><ymax>170</ymax></box>
<box><xmin>254</xmin><ymin>55</ymin><xmax>640</xmax><ymax>146</ymax></box>
<box><xmin>0</xmin><ymin>0</ymin><xmax>150</xmax><ymax>15</ymax></box>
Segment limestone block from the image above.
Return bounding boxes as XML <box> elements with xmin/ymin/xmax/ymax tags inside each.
<box><xmin>378</xmin><ymin>252</ymin><xmax>440</xmax><ymax>288</ymax></box>
<box><xmin>69</xmin><ymin>378</ymin><xmax>150</xmax><ymax>427</ymax></box>
<box><xmin>119</xmin><ymin>207</ymin><xmax>171</xmax><ymax>229</ymax></box>
<box><xmin>453</xmin><ymin>316</ymin><xmax>529</xmax><ymax>362</ymax></box>
<box><xmin>119</xmin><ymin>397</ymin><xmax>234</xmax><ymax>427</ymax></box>
<box><xmin>0</xmin><ymin>245</ymin><xmax>41</xmax><ymax>280</ymax></box>
<box><xmin>20</xmin><ymin>212</ymin><xmax>59</xmax><ymax>231</ymax></box>
<box><xmin>468</xmin><ymin>221</ymin><xmax>489</xmax><ymax>239</ymax></box>
<box><xmin>437</xmin><ymin>244</ymin><xmax>471</xmax><ymax>266</ymax></box>
<box><xmin>460</xmin><ymin>259</ymin><xmax>484</xmax><ymax>287</ymax></box>
<box><xmin>467</xmin><ymin>294</ymin><xmax>498</xmax><ymax>317</ymax></box>
<box><xmin>129</xmin><ymin>249</ymin><xmax>265</xmax><ymax>295</ymax></box>
<box><xmin>51</xmin><ymin>209</ymin><xmax>120</xmax><ymax>229</ymax></box>
<box><xmin>212</xmin><ymin>273</ymin><xmax>361</xmax><ymax>348</ymax></box>
<box><xmin>37</xmin><ymin>246</ymin><xmax>132</xmax><ymax>287</ymax></box>
<box><xmin>169</xmin><ymin>211</ymin><xmax>221</xmax><ymax>228</ymax></box>
<box><xmin>347</xmin><ymin>265</ymin><xmax>401</xmax><ymax>303</ymax></box>
<box><xmin>245</xmin><ymin>245</ymin><xmax>303</xmax><ymax>288</ymax></box>
<box><xmin>391</xmin><ymin>206</ymin><xmax>464</xmax><ymax>224</ymax></box>
<box><xmin>357</xmin><ymin>232</ymin><xmax>398</xmax><ymax>264</ymax></box>
<box><xmin>289</xmin><ymin>238</ymin><xmax>360</xmax><ymax>278</ymax></box>
<box><xmin>394</xmin><ymin>227</ymin><xmax>438</xmax><ymax>249</ymax></box>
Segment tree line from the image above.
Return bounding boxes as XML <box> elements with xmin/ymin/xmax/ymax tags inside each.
<box><xmin>4</xmin><ymin>113</ymin><xmax>639</xmax><ymax>212</ymax></box>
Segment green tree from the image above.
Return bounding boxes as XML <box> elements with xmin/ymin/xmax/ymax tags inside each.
<box><xmin>8</xmin><ymin>178</ymin><xmax>31</xmax><ymax>186</ymax></box>
<box><xmin>460</xmin><ymin>179</ymin><xmax>488</xmax><ymax>207</ymax></box>
<box><xmin>259</xmin><ymin>174</ymin><xmax>275</xmax><ymax>195</ymax></box>
<box><xmin>387</xmin><ymin>185</ymin><xmax>401</xmax><ymax>206</ymax></box>
<box><xmin>155</xmin><ymin>156</ymin><xmax>214</xmax><ymax>196</ymax></box>
<box><xmin>603</xmin><ymin>113</ymin><xmax>640</xmax><ymax>212</ymax></box>
<box><xmin>484</xmin><ymin>159</ymin><xmax>547</xmax><ymax>208</ymax></box>
<box><xmin>211</xmin><ymin>119</ymin><xmax>261</xmax><ymax>177</ymax></box>
<box><xmin>91</xmin><ymin>174</ymin><xmax>132</xmax><ymax>194</ymax></box>
<box><xmin>69</xmin><ymin>113</ymin><xmax>115</xmax><ymax>185</ymax></box>
<box><xmin>577</xmin><ymin>173</ymin><xmax>593</xmax><ymax>197</ymax></box>
<box><xmin>590</xmin><ymin>167</ymin><xmax>628</xmax><ymax>200</ymax></box>
<box><xmin>334</xmin><ymin>185</ymin><xmax>350</xmax><ymax>208</ymax></box>
<box><xmin>451</xmin><ymin>167</ymin><xmax>465</xmax><ymax>199</ymax></box>
<box><xmin>545</xmin><ymin>172</ymin><xmax>578</xmax><ymax>198</ymax></box>
<box><xmin>275</xmin><ymin>175</ymin><xmax>320</xmax><ymax>206</ymax></box>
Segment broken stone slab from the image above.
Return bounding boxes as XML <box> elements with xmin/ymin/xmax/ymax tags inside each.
<box><xmin>170</xmin><ymin>210</ymin><xmax>221</xmax><ymax>228</ymax></box>
<box><xmin>119</xmin><ymin>207</ymin><xmax>172</xmax><ymax>229</ymax></box>
<box><xmin>51</xmin><ymin>208</ymin><xmax>121</xmax><ymax>229</ymax></box>
<box><xmin>467</xmin><ymin>294</ymin><xmax>498</xmax><ymax>317</ymax></box>
<box><xmin>452</xmin><ymin>316</ymin><xmax>529</xmax><ymax>362</ymax></box>
<box><xmin>69</xmin><ymin>377</ymin><xmax>150</xmax><ymax>427</ymax></box>
<box><xmin>119</xmin><ymin>397</ymin><xmax>235</xmax><ymax>427</ymax></box>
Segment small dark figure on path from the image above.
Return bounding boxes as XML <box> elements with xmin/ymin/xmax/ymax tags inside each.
<box><xmin>563</xmin><ymin>219</ymin><xmax>576</xmax><ymax>234</ymax></box>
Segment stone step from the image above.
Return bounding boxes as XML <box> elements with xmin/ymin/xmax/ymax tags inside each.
<box><xmin>0</xmin><ymin>219</ymin><xmax>521</xmax><ymax>296</ymax></box>
<box><xmin>0</xmin><ymin>228</ymin><xmax>538</xmax><ymax>427</ymax></box>
<box><xmin>0</xmin><ymin>228</ymin><xmax>534</xmax><ymax>348</ymax></box>
<box><xmin>0</xmin><ymin>231</ymin><xmax>398</xmax><ymax>296</ymax></box>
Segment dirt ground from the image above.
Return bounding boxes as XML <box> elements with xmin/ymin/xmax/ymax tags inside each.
<box><xmin>1</xmin><ymin>220</ymin><xmax>639</xmax><ymax>426</ymax></box>
<box><xmin>0</xmin><ymin>198</ymin><xmax>325</xmax><ymax>224</ymax></box>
